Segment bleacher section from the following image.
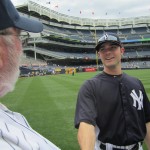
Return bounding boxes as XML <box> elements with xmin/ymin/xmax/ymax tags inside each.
<box><xmin>122</xmin><ymin>61</ymin><xmax>150</xmax><ymax>68</ymax></box>
<box><xmin>23</xmin><ymin>44</ymin><xmax>150</xmax><ymax>60</ymax></box>
<box><xmin>124</xmin><ymin>50</ymin><xmax>150</xmax><ymax>58</ymax></box>
<box><xmin>45</xmin><ymin>25</ymin><xmax>150</xmax><ymax>42</ymax></box>
<box><xmin>21</xmin><ymin>55</ymin><xmax>47</xmax><ymax>66</ymax></box>
<box><xmin>42</xmin><ymin>25</ymin><xmax>150</xmax><ymax>42</ymax></box>
<box><xmin>16</xmin><ymin>1</ymin><xmax>150</xmax><ymax>67</ymax></box>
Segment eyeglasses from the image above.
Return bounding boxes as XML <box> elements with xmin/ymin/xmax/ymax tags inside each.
<box><xmin>99</xmin><ymin>45</ymin><xmax>120</xmax><ymax>52</ymax></box>
<box><xmin>0</xmin><ymin>31</ymin><xmax>29</xmax><ymax>47</ymax></box>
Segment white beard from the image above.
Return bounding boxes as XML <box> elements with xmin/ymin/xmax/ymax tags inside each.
<box><xmin>0</xmin><ymin>35</ymin><xmax>22</xmax><ymax>98</ymax></box>
<box><xmin>0</xmin><ymin>69</ymin><xmax>20</xmax><ymax>97</ymax></box>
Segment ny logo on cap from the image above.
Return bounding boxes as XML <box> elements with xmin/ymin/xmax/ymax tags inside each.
<box><xmin>104</xmin><ymin>33</ymin><xmax>108</xmax><ymax>40</ymax></box>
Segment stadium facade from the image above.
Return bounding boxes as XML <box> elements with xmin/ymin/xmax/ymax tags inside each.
<box><xmin>17</xmin><ymin>0</ymin><xmax>150</xmax><ymax>69</ymax></box>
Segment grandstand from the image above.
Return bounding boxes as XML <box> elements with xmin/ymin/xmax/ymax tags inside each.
<box><xmin>17</xmin><ymin>0</ymin><xmax>150</xmax><ymax>68</ymax></box>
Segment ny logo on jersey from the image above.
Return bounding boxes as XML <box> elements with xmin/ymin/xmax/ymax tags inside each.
<box><xmin>130</xmin><ymin>89</ymin><xmax>143</xmax><ymax>110</ymax></box>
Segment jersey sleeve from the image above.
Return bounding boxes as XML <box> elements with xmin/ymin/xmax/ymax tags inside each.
<box><xmin>139</xmin><ymin>80</ymin><xmax>150</xmax><ymax>123</ymax></box>
<box><xmin>74</xmin><ymin>80</ymin><xmax>97</xmax><ymax>128</ymax></box>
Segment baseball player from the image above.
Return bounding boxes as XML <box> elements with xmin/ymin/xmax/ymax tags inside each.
<box><xmin>0</xmin><ymin>0</ymin><xmax>60</xmax><ymax>149</ymax></box>
<box><xmin>74</xmin><ymin>33</ymin><xmax>150</xmax><ymax>150</ymax></box>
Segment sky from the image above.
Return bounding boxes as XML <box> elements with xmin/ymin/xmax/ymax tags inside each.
<box><xmin>11</xmin><ymin>0</ymin><xmax>150</xmax><ymax>19</ymax></box>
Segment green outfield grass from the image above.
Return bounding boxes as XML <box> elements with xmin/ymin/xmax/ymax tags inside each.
<box><xmin>0</xmin><ymin>69</ymin><xmax>150</xmax><ymax>150</ymax></box>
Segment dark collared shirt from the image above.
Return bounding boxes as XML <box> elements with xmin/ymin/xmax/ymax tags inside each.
<box><xmin>75</xmin><ymin>72</ymin><xmax>150</xmax><ymax>145</ymax></box>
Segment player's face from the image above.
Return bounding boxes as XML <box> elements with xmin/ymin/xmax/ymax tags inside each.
<box><xmin>98</xmin><ymin>42</ymin><xmax>124</xmax><ymax>70</ymax></box>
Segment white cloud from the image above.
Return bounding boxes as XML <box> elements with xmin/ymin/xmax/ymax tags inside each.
<box><xmin>11</xmin><ymin>0</ymin><xmax>26</xmax><ymax>5</ymax></box>
<box><xmin>11</xmin><ymin>0</ymin><xmax>150</xmax><ymax>19</ymax></box>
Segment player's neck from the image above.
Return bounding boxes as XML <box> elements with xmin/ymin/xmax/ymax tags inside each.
<box><xmin>103</xmin><ymin>67</ymin><xmax>122</xmax><ymax>76</ymax></box>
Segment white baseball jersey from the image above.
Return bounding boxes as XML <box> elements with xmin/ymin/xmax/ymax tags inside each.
<box><xmin>0</xmin><ymin>103</ymin><xmax>61</xmax><ymax>150</ymax></box>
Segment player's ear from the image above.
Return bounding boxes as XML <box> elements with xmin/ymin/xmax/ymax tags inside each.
<box><xmin>97</xmin><ymin>51</ymin><xmax>101</xmax><ymax>58</ymax></box>
<box><xmin>120</xmin><ymin>46</ymin><xmax>125</xmax><ymax>56</ymax></box>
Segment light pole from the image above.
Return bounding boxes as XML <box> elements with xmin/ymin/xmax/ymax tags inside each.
<box><xmin>94</xmin><ymin>26</ymin><xmax>99</xmax><ymax>70</ymax></box>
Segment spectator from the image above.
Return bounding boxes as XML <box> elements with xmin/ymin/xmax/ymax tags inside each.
<box><xmin>0</xmin><ymin>0</ymin><xmax>60</xmax><ymax>149</ymax></box>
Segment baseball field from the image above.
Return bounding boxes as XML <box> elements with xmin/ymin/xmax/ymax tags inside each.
<box><xmin>0</xmin><ymin>69</ymin><xmax>150</xmax><ymax>150</ymax></box>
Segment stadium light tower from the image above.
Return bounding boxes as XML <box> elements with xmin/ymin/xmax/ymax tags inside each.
<box><xmin>94</xmin><ymin>26</ymin><xmax>99</xmax><ymax>70</ymax></box>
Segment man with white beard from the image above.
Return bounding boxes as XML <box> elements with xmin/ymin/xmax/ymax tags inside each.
<box><xmin>0</xmin><ymin>0</ymin><xmax>60</xmax><ymax>149</ymax></box>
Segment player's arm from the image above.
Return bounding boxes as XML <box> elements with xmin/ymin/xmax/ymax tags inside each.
<box><xmin>78</xmin><ymin>122</ymin><xmax>95</xmax><ymax>150</ymax></box>
<box><xmin>144</xmin><ymin>122</ymin><xmax>150</xmax><ymax>149</ymax></box>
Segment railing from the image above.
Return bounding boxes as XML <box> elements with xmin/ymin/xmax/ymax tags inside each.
<box><xmin>27</xmin><ymin>0</ymin><xmax>150</xmax><ymax>27</ymax></box>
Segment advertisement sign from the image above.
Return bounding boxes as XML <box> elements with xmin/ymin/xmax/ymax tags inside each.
<box><xmin>84</xmin><ymin>68</ymin><xmax>96</xmax><ymax>72</ymax></box>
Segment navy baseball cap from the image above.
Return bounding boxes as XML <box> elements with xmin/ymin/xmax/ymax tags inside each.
<box><xmin>95</xmin><ymin>33</ymin><xmax>121</xmax><ymax>51</ymax></box>
<box><xmin>0</xmin><ymin>0</ymin><xmax>43</xmax><ymax>32</ymax></box>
